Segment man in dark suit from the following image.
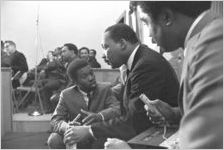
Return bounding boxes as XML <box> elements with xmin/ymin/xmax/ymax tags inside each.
<box><xmin>4</xmin><ymin>40</ymin><xmax>28</xmax><ymax>88</ymax></box>
<box><xmin>47</xmin><ymin>59</ymin><xmax>121</xmax><ymax>149</ymax></box>
<box><xmin>134</xmin><ymin>1</ymin><xmax>222</xmax><ymax>149</ymax></box>
<box><xmin>89</xmin><ymin>49</ymin><xmax>101</xmax><ymax>68</ymax></box>
<box><xmin>66</xmin><ymin>23</ymin><xmax>179</xmax><ymax>147</ymax></box>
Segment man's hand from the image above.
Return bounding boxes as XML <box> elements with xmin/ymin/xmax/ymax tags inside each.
<box><xmin>64</xmin><ymin>126</ymin><xmax>92</xmax><ymax>144</ymax></box>
<box><xmin>81</xmin><ymin>109</ymin><xmax>102</xmax><ymax>125</ymax></box>
<box><xmin>104</xmin><ymin>138</ymin><xmax>131</xmax><ymax>149</ymax></box>
<box><xmin>144</xmin><ymin>99</ymin><xmax>179</xmax><ymax>125</ymax></box>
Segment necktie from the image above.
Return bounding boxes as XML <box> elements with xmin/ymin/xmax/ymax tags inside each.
<box><xmin>126</xmin><ymin>69</ymin><xmax>130</xmax><ymax>78</ymax></box>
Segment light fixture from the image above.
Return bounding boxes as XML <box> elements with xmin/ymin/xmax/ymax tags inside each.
<box><xmin>28</xmin><ymin>109</ymin><xmax>43</xmax><ymax>116</ymax></box>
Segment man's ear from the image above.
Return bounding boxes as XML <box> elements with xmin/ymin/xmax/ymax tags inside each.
<box><xmin>159</xmin><ymin>8</ymin><xmax>175</xmax><ymax>27</ymax></box>
<box><xmin>119</xmin><ymin>39</ymin><xmax>127</xmax><ymax>50</ymax></box>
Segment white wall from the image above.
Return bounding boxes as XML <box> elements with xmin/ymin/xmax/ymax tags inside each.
<box><xmin>1</xmin><ymin>1</ymin><xmax>129</xmax><ymax>69</ymax></box>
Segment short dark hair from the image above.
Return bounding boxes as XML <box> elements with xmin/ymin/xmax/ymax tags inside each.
<box><xmin>5</xmin><ymin>40</ymin><xmax>16</xmax><ymax>47</ymax></box>
<box><xmin>90</xmin><ymin>49</ymin><xmax>96</xmax><ymax>55</ymax></box>
<box><xmin>63</xmin><ymin>43</ymin><xmax>78</xmax><ymax>55</ymax></box>
<box><xmin>105</xmin><ymin>23</ymin><xmax>139</xmax><ymax>44</ymax></box>
<box><xmin>133</xmin><ymin>1</ymin><xmax>211</xmax><ymax>21</ymax></box>
<box><xmin>67</xmin><ymin>58</ymin><xmax>89</xmax><ymax>81</ymax></box>
<box><xmin>79</xmin><ymin>47</ymin><xmax>89</xmax><ymax>54</ymax></box>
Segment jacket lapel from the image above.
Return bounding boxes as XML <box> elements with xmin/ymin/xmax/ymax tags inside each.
<box><xmin>73</xmin><ymin>86</ymin><xmax>88</xmax><ymax>110</ymax></box>
<box><xmin>123</xmin><ymin>45</ymin><xmax>142</xmax><ymax>111</ymax></box>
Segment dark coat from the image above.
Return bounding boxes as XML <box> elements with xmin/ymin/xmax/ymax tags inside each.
<box><xmin>9</xmin><ymin>50</ymin><xmax>28</xmax><ymax>76</ymax></box>
<box><xmin>91</xmin><ymin>44</ymin><xmax>179</xmax><ymax>140</ymax></box>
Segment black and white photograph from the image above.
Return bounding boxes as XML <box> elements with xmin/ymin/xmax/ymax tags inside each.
<box><xmin>1</xmin><ymin>1</ymin><xmax>223</xmax><ymax>149</ymax></box>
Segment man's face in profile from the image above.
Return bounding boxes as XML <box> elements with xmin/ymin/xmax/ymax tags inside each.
<box><xmin>101</xmin><ymin>31</ymin><xmax>124</xmax><ymax>69</ymax></box>
<box><xmin>61</xmin><ymin>46</ymin><xmax>72</xmax><ymax>62</ymax></box>
<box><xmin>138</xmin><ymin>6</ymin><xmax>180</xmax><ymax>52</ymax></box>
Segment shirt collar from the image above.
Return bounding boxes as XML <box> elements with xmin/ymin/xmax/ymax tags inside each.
<box><xmin>127</xmin><ymin>44</ymin><xmax>140</xmax><ymax>70</ymax></box>
<box><xmin>184</xmin><ymin>11</ymin><xmax>207</xmax><ymax>48</ymax></box>
<box><xmin>73</xmin><ymin>84</ymin><xmax>88</xmax><ymax>96</ymax></box>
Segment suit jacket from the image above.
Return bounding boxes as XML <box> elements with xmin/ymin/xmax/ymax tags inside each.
<box><xmin>9</xmin><ymin>50</ymin><xmax>28</xmax><ymax>76</ymax></box>
<box><xmin>88</xmin><ymin>57</ymin><xmax>101</xmax><ymax>68</ymax></box>
<box><xmin>178</xmin><ymin>11</ymin><xmax>223</xmax><ymax>148</ymax></box>
<box><xmin>51</xmin><ymin>82</ymin><xmax>121</xmax><ymax>135</ymax></box>
<box><xmin>91</xmin><ymin>44</ymin><xmax>179</xmax><ymax>140</ymax></box>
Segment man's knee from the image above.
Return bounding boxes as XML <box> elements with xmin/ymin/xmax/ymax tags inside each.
<box><xmin>47</xmin><ymin>133</ymin><xmax>65</xmax><ymax>149</ymax></box>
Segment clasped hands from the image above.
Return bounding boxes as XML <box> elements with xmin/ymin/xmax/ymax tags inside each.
<box><xmin>63</xmin><ymin>109</ymin><xmax>102</xmax><ymax>145</ymax></box>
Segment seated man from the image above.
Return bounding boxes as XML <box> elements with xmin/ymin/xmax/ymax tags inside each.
<box><xmin>39</xmin><ymin>51</ymin><xmax>67</xmax><ymax>113</ymax></box>
<box><xmin>47</xmin><ymin>59</ymin><xmax>121</xmax><ymax>149</ymax></box>
<box><xmin>4</xmin><ymin>40</ymin><xmax>28</xmax><ymax>88</ymax></box>
<box><xmin>88</xmin><ymin>49</ymin><xmax>101</xmax><ymax>68</ymax></box>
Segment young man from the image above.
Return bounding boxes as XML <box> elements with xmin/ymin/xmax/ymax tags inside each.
<box><xmin>66</xmin><ymin>23</ymin><xmax>180</xmax><ymax>148</ymax></box>
<box><xmin>47</xmin><ymin>59</ymin><xmax>120</xmax><ymax>149</ymax></box>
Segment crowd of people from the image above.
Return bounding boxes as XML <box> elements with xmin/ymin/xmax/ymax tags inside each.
<box><xmin>1</xmin><ymin>1</ymin><xmax>223</xmax><ymax>149</ymax></box>
<box><xmin>1</xmin><ymin>41</ymin><xmax>101</xmax><ymax>113</ymax></box>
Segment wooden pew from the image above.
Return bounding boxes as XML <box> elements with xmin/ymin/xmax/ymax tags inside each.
<box><xmin>93</xmin><ymin>68</ymin><xmax>120</xmax><ymax>83</ymax></box>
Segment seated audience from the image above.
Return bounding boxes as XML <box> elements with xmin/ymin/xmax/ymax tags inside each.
<box><xmin>49</xmin><ymin>43</ymin><xmax>80</xmax><ymax>108</ymax></box>
<box><xmin>25</xmin><ymin>51</ymin><xmax>55</xmax><ymax>84</ymax></box>
<box><xmin>88</xmin><ymin>49</ymin><xmax>101</xmax><ymax>68</ymax></box>
<box><xmin>4</xmin><ymin>40</ymin><xmax>28</xmax><ymax>88</ymax></box>
<box><xmin>38</xmin><ymin>51</ymin><xmax>67</xmax><ymax>113</ymax></box>
<box><xmin>47</xmin><ymin>58</ymin><xmax>121</xmax><ymax>149</ymax></box>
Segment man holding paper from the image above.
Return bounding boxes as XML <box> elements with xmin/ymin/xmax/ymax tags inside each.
<box><xmin>47</xmin><ymin>58</ymin><xmax>121</xmax><ymax>149</ymax></box>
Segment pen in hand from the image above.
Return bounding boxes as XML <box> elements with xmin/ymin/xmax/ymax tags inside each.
<box><xmin>68</xmin><ymin>113</ymin><xmax>81</xmax><ymax>126</ymax></box>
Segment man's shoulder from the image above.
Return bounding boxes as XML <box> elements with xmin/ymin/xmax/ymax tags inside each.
<box><xmin>15</xmin><ymin>50</ymin><xmax>25</xmax><ymax>56</ymax></box>
<box><xmin>135</xmin><ymin>44</ymin><xmax>169</xmax><ymax>67</ymax></box>
<box><xmin>199</xmin><ymin>16</ymin><xmax>222</xmax><ymax>43</ymax></box>
<box><xmin>61</xmin><ymin>86</ymin><xmax>75</xmax><ymax>95</ymax></box>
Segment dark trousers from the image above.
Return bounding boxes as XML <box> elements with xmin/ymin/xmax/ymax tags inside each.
<box><xmin>40</xmin><ymin>79</ymin><xmax>61</xmax><ymax>113</ymax></box>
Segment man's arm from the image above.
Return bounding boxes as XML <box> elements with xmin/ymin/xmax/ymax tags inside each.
<box><xmin>50</xmin><ymin>91</ymin><xmax>69</xmax><ymax>135</ymax></box>
<box><xmin>99</xmin><ymin>87</ymin><xmax>121</xmax><ymax>121</ymax></box>
<box><xmin>179</xmin><ymin>19</ymin><xmax>223</xmax><ymax>149</ymax></box>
